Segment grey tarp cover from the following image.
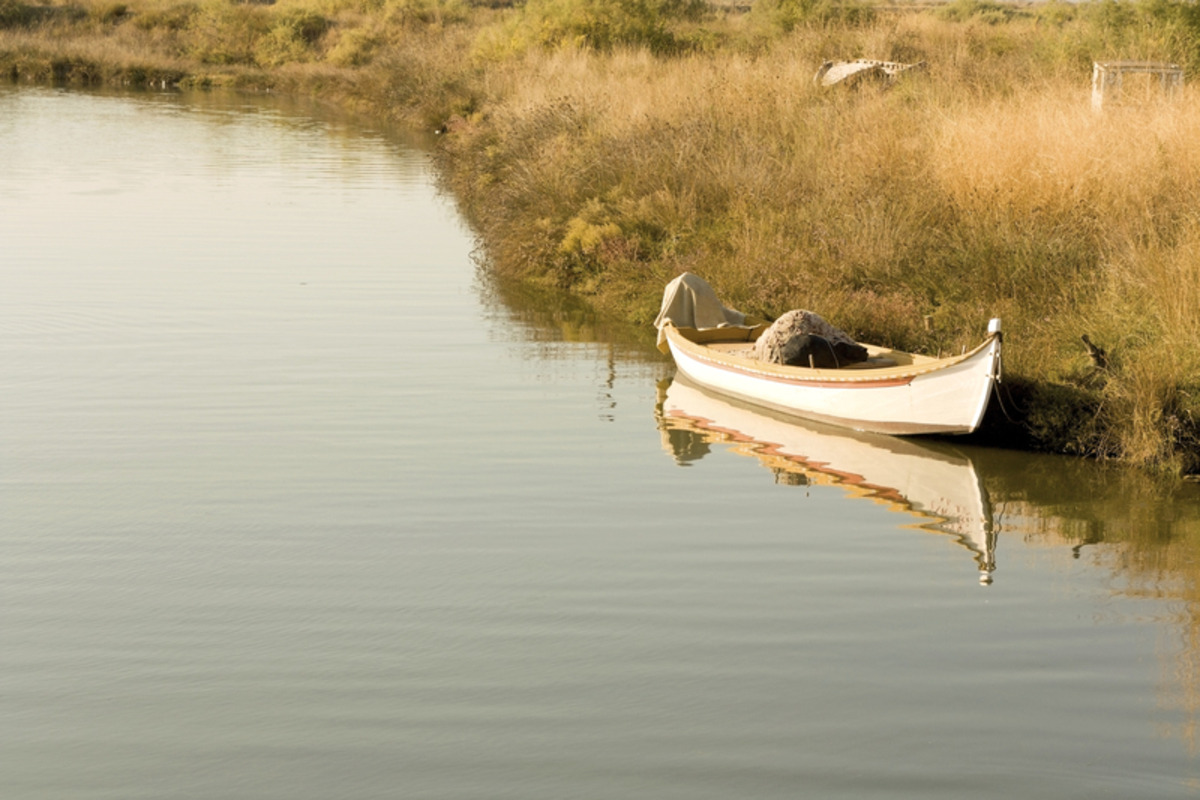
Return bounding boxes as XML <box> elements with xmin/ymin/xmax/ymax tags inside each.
<box><xmin>654</xmin><ymin>273</ymin><xmax>754</xmax><ymax>352</ymax></box>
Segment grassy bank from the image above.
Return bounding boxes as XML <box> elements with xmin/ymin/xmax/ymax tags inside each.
<box><xmin>5</xmin><ymin>0</ymin><xmax>1200</xmax><ymax>471</ymax></box>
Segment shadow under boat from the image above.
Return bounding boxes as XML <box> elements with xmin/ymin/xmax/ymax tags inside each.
<box><xmin>656</xmin><ymin>375</ymin><xmax>998</xmax><ymax>585</ymax></box>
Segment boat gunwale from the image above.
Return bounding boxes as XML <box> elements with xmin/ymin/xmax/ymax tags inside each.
<box><xmin>664</xmin><ymin>324</ymin><xmax>1000</xmax><ymax>386</ymax></box>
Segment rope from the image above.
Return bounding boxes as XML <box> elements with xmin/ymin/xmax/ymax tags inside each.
<box><xmin>990</xmin><ymin>352</ymin><xmax>1019</xmax><ymax>424</ymax></box>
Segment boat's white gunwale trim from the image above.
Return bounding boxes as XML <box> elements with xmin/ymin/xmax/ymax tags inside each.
<box><xmin>665</xmin><ymin>324</ymin><xmax>998</xmax><ymax>385</ymax></box>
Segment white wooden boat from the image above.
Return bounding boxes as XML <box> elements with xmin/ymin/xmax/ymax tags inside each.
<box><xmin>655</xmin><ymin>274</ymin><xmax>1002</xmax><ymax>436</ymax></box>
<box><xmin>657</xmin><ymin>376</ymin><xmax>997</xmax><ymax>583</ymax></box>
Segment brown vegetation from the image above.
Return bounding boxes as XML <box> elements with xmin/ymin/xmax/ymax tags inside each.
<box><xmin>4</xmin><ymin>0</ymin><xmax>1200</xmax><ymax>471</ymax></box>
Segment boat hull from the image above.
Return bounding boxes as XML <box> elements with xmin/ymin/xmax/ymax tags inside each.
<box><xmin>664</xmin><ymin>326</ymin><xmax>1002</xmax><ymax>436</ymax></box>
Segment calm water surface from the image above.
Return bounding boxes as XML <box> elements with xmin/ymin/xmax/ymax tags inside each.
<box><xmin>5</xmin><ymin>86</ymin><xmax>1200</xmax><ymax>799</ymax></box>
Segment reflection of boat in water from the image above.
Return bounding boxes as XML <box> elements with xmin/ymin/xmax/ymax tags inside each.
<box><xmin>657</xmin><ymin>376</ymin><xmax>998</xmax><ymax>584</ymax></box>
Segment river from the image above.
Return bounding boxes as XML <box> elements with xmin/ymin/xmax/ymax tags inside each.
<box><xmin>4</xmin><ymin>85</ymin><xmax>1200</xmax><ymax>799</ymax></box>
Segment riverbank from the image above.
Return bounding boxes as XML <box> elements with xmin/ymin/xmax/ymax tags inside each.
<box><xmin>5</xmin><ymin>0</ymin><xmax>1199</xmax><ymax>472</ymax></box>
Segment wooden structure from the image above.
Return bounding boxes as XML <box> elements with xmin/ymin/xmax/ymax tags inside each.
<box><xmin>1092</xmin><ymin>61</ymin><xmax>1183</xmax><ymax>110</ymax></box>
<box><xmin>814</xmin><ymin>59</ymin><xmax>926</xmax><ymax>88</ymax></box>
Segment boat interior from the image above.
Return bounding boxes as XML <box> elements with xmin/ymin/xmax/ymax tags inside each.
<box><xmin>702</xmin><ymin>340</ymin><xmax>915</xmax><ymax>369</ymax></box>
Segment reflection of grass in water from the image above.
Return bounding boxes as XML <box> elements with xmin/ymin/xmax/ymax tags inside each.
<box><xmin>477</xmin><ymin>270</ymin><xmax>667</xmax><ymax>364</ymax></box>
<box><xmin>973</xmin><ymin>447</ymin><xmax>1200</xmax><ymax>749</ymax></box>
<box><xmin>674</xmin><ymin>421</ymin><xmax>1200</xmax><ymax>746</ymax></box>
<box><xmin>659</xmin><ymin>410</ymin><xmax>1200</xmax><ymax>747</ymax></box>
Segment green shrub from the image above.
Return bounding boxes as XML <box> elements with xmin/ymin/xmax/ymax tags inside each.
<box><xmin>0</xmin><ymin>0</ymin><xmax>35</xmax><ymax>27</ymax></box>
<box><xmin>186</xmin><ymin>0</ymin><xmax>271</xmax><ymax>64</ymax></box>
<box><xmin>93</xmin><ymin>2</ymin><xmax>129</xmax><ymax>23</ymax></box>
<box><xmin>510</xmin><ymin>0</ymin><xmax>709</xmax><ymax>54</ymax></box>
<box><xmin>0</xmin><ymin>0</ymin><xmax>77</xmax><ymax>28</ymax></box>
<box><xmin>326</xmin><ymin>26</ymin><xmax>378</xmax><ymax>66</ymax></box>
<box><xmin>382</xmin><ymin>0</ymin><xmax>467</xmax><ymax>26</ymax></box>
<box><xmin>133</xmin><ymin>2</ymin><xmax>198</xmax><ymax>30</ymax></box>
<box><xmin>256</xmin><ymin>7</ymin><xmax>329</xmax><ymax>65</ymax></box>
<box><xmin>1034</xmin><ymin>1</ymin><xmax>1076</xmax><ymax>27</ymax></box>
<box><xmin>750</xmin><ymin>0</ymin><xmax>875</xmax><ymax>32</ymax></box>
<box><xmin>934</xmin><ymin>0</ymin><xmax>1025</xmax><ymax>24</ymax></box>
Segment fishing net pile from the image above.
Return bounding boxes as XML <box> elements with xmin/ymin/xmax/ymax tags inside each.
<box><xmin>753</xmin><ymin>310</ymin><xmax>869</xmax><ymax>368</ymax></box>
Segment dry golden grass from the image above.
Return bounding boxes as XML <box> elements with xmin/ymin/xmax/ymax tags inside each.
<box><xmin>933</xmin><ymin>86</ymin><xmax>1200</xmax><ymax>225</ymax></box>
<box><xmin>439</xmin><ymin>14</ymin><xmax>1200</xmax><ymax>470</ymax></box>
<box><xmin>4</xmin><ymin>0</ymin><xmax>1200</xmax><ymax>470</ymax></box>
